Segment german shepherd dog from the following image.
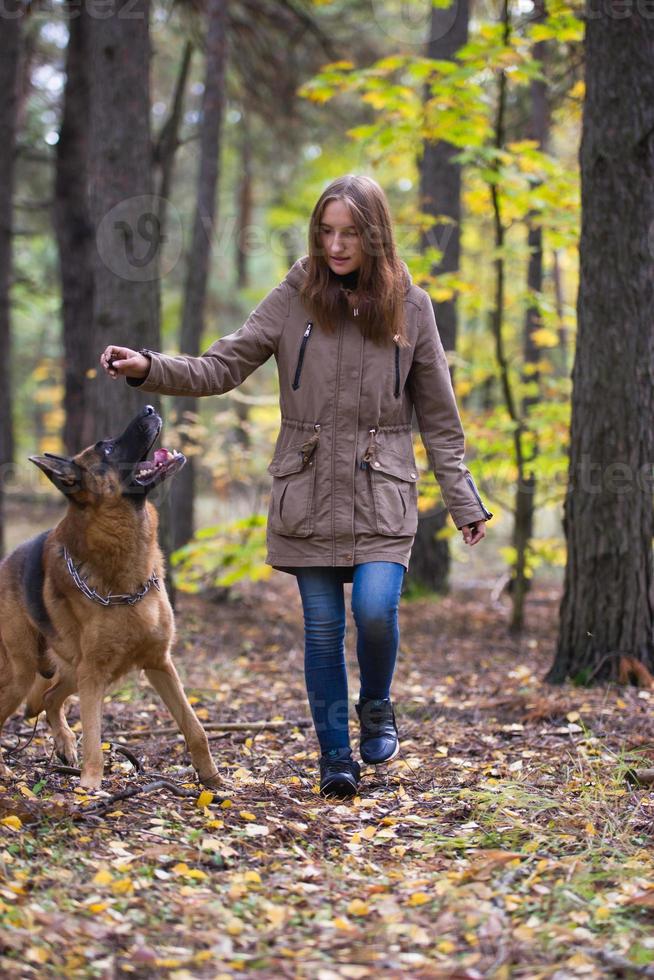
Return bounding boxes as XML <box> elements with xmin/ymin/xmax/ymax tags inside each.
<box><xmin>0</xmin><ymin>406</ymin><xmax>221</xmax><ymax>791</ymax></box>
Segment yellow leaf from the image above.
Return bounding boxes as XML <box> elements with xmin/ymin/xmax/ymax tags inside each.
<box><xmin>186</xmin><ymin>869</ymin><xmax>208</xmax><ymax>881</ymax></box>
<box><xmin>111</xmin><ymin>877</ymin><xmax>133</xmax><ymax>895</ymax></box>
<box><xmin>244</xmin><ymin>871</ymin><xmax>261</xmax><ymax>884</ymax></box>
<box><xmin>584</xmin><ymin>822</ymin><xmax>597</xmax><ymax>836</ymax></box>
<box><xmin>18</xmin><ymin>785</ymin><xmax>36</xmax><ymax>799</ymax></box>
<box><xmin>595</xmin><ymin>906</ymin><xmax>611</xmax><ymax>921</ymax></box>
<box><xmin>88</xmin><ymin>902</ymin><xmax>108</xmax><ymax>914</ymax></box>
<box><xmin>531</xmin><ymin>327</ymin><xmax>559</xmax><ymax>348</ymax></box>
<box><xmin>1</xmin><ymin>815</ymin><xmax>22</xmax><ymax>831</ymax></box>
<box><xmin>172</xmin><ymin>863</ymin><xmax>190</xmax><ymax>875</ymax></box>
<box><xmin>566</xmin><ymin>711</ymin><xmax>580</xmax><ymax>722</ymax></box>
<box><xmin>205</xmin><ymin>820</ymin><xmax>224</xmax><ymax>830</ymax></box>
<box><xmin>266</xmin><ymin>905</ymin><xmax>286</xmax><ymax>926</ymax></box>
<box><xmin>332</xmin><ymin>917</ymin><xmax>354</xmax><ymax>931</ymax></box>
<box><xmin>361</xmin><ymin>826</ymin><xmax>376</xmax><ymax>840</ymax></box>
<box><xmin>92</xmin><ymin>868</ymin><xmax>113</xmax><ymax>886</ymax></box>
<box><xmin>407</xmin><ymin>891</ymin><xmax>431</xmax><ymax>906</ymax></box>
<box><xmin>220</xmin><ymin>799</ymin><xmax>233</xmax><ymax>809</ymax></box>
<box><xmin>196</xmin><ymin>790</ymin><xmax>214</xmax><ymax>808</ymax></box>
<box><xmin>239</xmin><ymin>811</ymin><xmax>256</xmax><ymax>821</ymax></box>
<box><xmin>347</xmin><ymin>899</ymin><xmax>370</xmax><ymax>916</ymax></box>
<box><xmin>226</xmin><ymin>918</ymin><xmax>243</xmax><ymax>936</ymax></box>
<box><xmin>437</xmin><ymin>939</ymin><xmax>456</xmax><ymax>954</ymax></box>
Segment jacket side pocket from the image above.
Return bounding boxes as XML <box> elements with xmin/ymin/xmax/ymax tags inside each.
<box><xmin>366</xmin><ymin>448</ymin><xmax>419</xmax><ymax>537</ymax></box>
<box><xmin>267</xmin><ymin>437</ymin><xmax>319</xmax><ymax>537</ymax></box>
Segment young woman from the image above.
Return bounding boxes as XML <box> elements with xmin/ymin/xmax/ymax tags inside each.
<box><xmin>100</xmin><ymin>174</ymin><xmax>492</xmax><ymax>799</ymax></box>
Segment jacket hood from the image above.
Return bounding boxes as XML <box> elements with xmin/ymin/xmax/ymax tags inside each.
<box><xmin>284</xmin><ymin>255</ymin><xmax>413</xmax><ymax>295</ymax></box>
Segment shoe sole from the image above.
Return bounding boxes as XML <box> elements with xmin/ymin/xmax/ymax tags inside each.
<box><xmin>361</xmin><ymin>740</ymin><xmax>400</xmax><ymax>766</ymax></box>
<box><xmin>320</xmin><ymin>777</ymin><xmax>359</xmax><ymax>798</ymax></box>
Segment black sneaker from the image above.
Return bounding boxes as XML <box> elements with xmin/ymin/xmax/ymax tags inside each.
<box><xmin>355</xmin><ymin>697</ymin><xmax>399</xmax><ymax>765</ymax></box>
<box><xmin>319</xmin><ymin>747</ymin><xmax>361</xmax><ymax>798</ymax></box>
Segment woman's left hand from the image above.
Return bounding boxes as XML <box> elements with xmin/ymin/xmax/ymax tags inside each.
<box><xmin>461</xmin><ymin>521</ymin><xmax>486</xmax><ymax>546</ymax></box>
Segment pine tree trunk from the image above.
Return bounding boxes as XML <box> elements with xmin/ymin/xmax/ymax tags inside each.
<box><xmin>0</xmin><ymin>1</ymin><xmax>23</xmax><ymax>558</ymax></box>
<box><xmin>170</xmin><ymin>0</ymin><xmax>228</xmax><ymax>551</ymax></box>
<box><xmin>54</xmin><ymin>1</ymin><xmax>96</xmax><ymax>454</ymax></box>
<box><xmin>409</xmin><ymin>0</ymin><xmax>469</xmax><ymax>594</ymax></box>
<box><xmin>87</xmin><ymin>0</ymin><xmax>160</xmax><ymax>436</ymax></box>
<box><xmin>549</xmin><ymin>4</ymin><xmax>654</xmax><ymax>683</ymax></box>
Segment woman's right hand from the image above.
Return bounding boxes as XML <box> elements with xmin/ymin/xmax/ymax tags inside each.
<box><xmin>100</xmin><ymin>345</ymin><xmax>151</xmax><ymax>380</ymax></box>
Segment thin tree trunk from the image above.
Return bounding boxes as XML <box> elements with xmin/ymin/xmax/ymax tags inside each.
<box><xmin>0</xmin><ymin>0</ymin><xmax>23</xmax><ymax>558</ymax></box>
<box><xmin>170</xmin><ymin>0</ymin><xmax>228</xmax><ymax>551</ymax></box>
<box><xmin>87</xmin><ymin>0</ymin><xmax>160</xmax><ymax>436</ymax></box>
<box><xmin>236</xmin><ymin>115</ymin><xmax>253</xmax><ymax>290</ymax></box>
<box><xmin>510</xmin><ymin>0</ymin><xmax>549</xmax><ymax>632</ymax></box>
<box><xmin>408</xmin><ymin>0</ymin><xmax>469</xmax><ymax>594</ymax></box>
<box><xmin>549</xmin><ymin>3</ymin><xmax>654</xmax><ymax>683</ymax></box>
<box><xmin>552</xmin><ymin>249</ymin><xmax>568</xmax><ymax>376</ymax></box>
<box><xmin>154</xmin><ymin>40</ymin><xmax>194</xmax><ymax>235</ymax></box>
<box><xmin>54</xmin><ymin>0</ymin><xmax>95</xmax><ymax>454</ymax></box>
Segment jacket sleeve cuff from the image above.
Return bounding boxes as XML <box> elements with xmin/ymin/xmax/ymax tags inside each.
<box><xmin>452</xmin><ymin>506</ymin><xmax>493</xmax><ymax>530</ymax></box>
<box><xmin>125</xmin><ymin>349</ymin><xmax>163</xmax><ymax>392</ymax></box>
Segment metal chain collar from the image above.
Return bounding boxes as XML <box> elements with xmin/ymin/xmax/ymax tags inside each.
<box><xmin>63</xmin><ymin>547</ymin><xmax>160</xmax><ymax>607</ymax></box>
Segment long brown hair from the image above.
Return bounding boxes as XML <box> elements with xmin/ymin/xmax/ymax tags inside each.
<box><xmin>299</xmin><ymin>174</ymin><xmax>410</xmax><ymax>347</ymax></box>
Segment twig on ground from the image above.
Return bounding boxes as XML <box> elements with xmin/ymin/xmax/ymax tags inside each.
<box><xmin>79</xmin><ymin>779</ymin><xmax>200</xmax><ymax>817</ymax></box>
<box><xmin>111</xmin><ymin>719</ymin><xmax>312</xmax><ymax>738</ymax></box>
<box><xmin>580</xmin><ymin>946</ymin><xmax>654</xmax><ymax>977</ymax></box>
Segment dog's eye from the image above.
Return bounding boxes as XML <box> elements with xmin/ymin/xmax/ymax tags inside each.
<box><xmin>103</xmin><ymin>445</ymin><xmax>114</xmax><ymax>456</ymax></box>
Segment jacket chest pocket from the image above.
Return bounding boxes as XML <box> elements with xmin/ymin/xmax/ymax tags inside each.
<box><xmin>366</xmin><ymin>447</ymin><xmax>419</xmax><ymax>536</ymax></box>
<box><xmin>267</xmin><ymin>437</ymin><xmax>319</xmax><ymax>537</ymax></box>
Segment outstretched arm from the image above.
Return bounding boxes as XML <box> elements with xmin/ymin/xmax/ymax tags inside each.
<box><xmin>100</xmin><ymin>281</ymin><xmax>291</xmax><ymax>397</ymax></box>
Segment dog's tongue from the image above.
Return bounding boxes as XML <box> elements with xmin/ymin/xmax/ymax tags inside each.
<box><xmin>154</xmin><ymin>448</ymin><xmax>170</xmax><ymax>466</ymax></box>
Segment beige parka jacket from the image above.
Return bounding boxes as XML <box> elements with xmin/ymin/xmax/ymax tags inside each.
<box><xmin>131</xmin><ymin>255</ymin><xmax>492</xmax><ymax>579</ymax></box>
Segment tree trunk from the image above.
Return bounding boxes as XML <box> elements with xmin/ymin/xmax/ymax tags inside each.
<box><xmin>170</xmin><ymin>0</ymin><xmax>228</xmax><ymax>551</ymax></box>
<box><xmin>87</xmin><ymin>0</ymin><xmax>160</xmax><ymax>436</ymax></box>
<box><xmin>510</xmin><ymin>0</ymin><xmax>549</xmax><ymax>632</ymax></box>
<box><xmin>236</xmin><ymin>115</ymin><xmax>253</xmax><ymax>290</ymax></box>
<box><xmin>408</xmin><ymin>0</ymin><xmax>469</xmax><ymax>594</ymax></box>
<box><xmin>549</xmin><ymin>4</ymin><xmax>654</xmax><ymax>683</ymax></box>
<box><xmin>0</xmin><ymin>0</ymin><xmax>23</xmax><ymax>558</ymax></box>
<box><xmin>54</xmin><ymin>1</ymin><xmax>96</xmax><ymax>454</ymax></box>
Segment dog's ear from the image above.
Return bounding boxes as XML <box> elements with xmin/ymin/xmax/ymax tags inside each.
<box><xmin>29</xmin><ymin>453</ymin><xmax>82</xmax><ymax>496</ymax></box>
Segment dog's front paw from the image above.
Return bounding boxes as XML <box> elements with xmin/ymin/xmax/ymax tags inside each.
<box><xmin>55</xmin><ymin>735</ymin><xmax>79</xmax><ymax>767</ymax></box>
<box><xmin>198</xmin><ymin>770</ymin><xmax>222</xmax><ymax>790</ymax></box>
<box><xmin>79</xmin><ymin>771</ymin><xmax>103</xmax><ymax>790</ymax></box>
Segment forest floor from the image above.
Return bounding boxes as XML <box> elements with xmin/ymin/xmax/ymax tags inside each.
<box><xmin>2</xmin><ymin>565</ymin><xmax>654</xmax><ymax>979</ymax></box>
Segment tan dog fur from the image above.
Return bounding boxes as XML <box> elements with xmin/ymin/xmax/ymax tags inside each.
<box><xmin>0</xmin><ymin>410</ymin><xmax>220</xmax><ymax>791</ymax></box>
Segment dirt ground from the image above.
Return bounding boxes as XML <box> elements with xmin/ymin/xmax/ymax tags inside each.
<box><xmin>1</xmin><ymin>560</ymin><xmax>654</xmax><ymax>978</ymax></box>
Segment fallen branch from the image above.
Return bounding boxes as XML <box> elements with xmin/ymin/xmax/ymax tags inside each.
<box><xmin>79</xmin><ymin>779</ymin><xmax>200</xmax><ymax>817</ymax></box>
<box><xmin>580</xmin><ymin>946</ymin><xmax>654</xmax><ymax>978</ymax></box>
<box><xmin>111</xmin><ymin>719</ymin><xmax>312</xmax><ymax>739</ymax></box>
<box><xmin>625</xmin><ymin>768</ymin><xmax>654</xmax><ymax>786</ymax></box>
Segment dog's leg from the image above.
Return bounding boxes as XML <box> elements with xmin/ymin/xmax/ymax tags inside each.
<box><xmin>0</xmin><ymin>636</ymin><xmax>38</xmax><ymax>781</ymax></box>
<box><xmin>43</xmin><ymin>671</ymin><xmax>79</xmax><ymax>766</ymax></box>
<box><xmin>145</xmin><ymin>660</ymin><xmax>221</xmax><ymax>788</ymax></box>
<box><xmin>77</xmin><ymin>675</ymin><xmax>106</xmax><ymax>790</ymax></box>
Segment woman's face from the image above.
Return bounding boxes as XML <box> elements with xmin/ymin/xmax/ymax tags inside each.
<box><xmin>318</xmin><ymin>199</ymin><xmax>362</xmax><ymax>276</ymax></box>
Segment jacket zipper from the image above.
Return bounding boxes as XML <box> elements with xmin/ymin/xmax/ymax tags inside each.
<box><xmin>465</xmin><ymin>475</ymin><xmax>493</xmax><ymax>519</ymax></box>
<box><xmin>394</xmin><ymin>344</ymin><xmax>400</xmax><ymax>398</ymax></box>
<box><xmin>292</xmin><ymin>321</ymin><xmax>313</xmax><ymax>391</ymax></box>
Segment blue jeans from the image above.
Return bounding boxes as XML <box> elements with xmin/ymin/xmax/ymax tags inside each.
<box><xmin>294</xmin><ymin>562</ymin><xmax>406</xmax><ymax>753</ymax></box>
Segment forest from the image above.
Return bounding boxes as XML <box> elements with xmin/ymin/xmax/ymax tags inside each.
<box><xmin>1</xmin><ymin>0</ymin><xmax>654</xmax><ymax>976</ymax></box>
